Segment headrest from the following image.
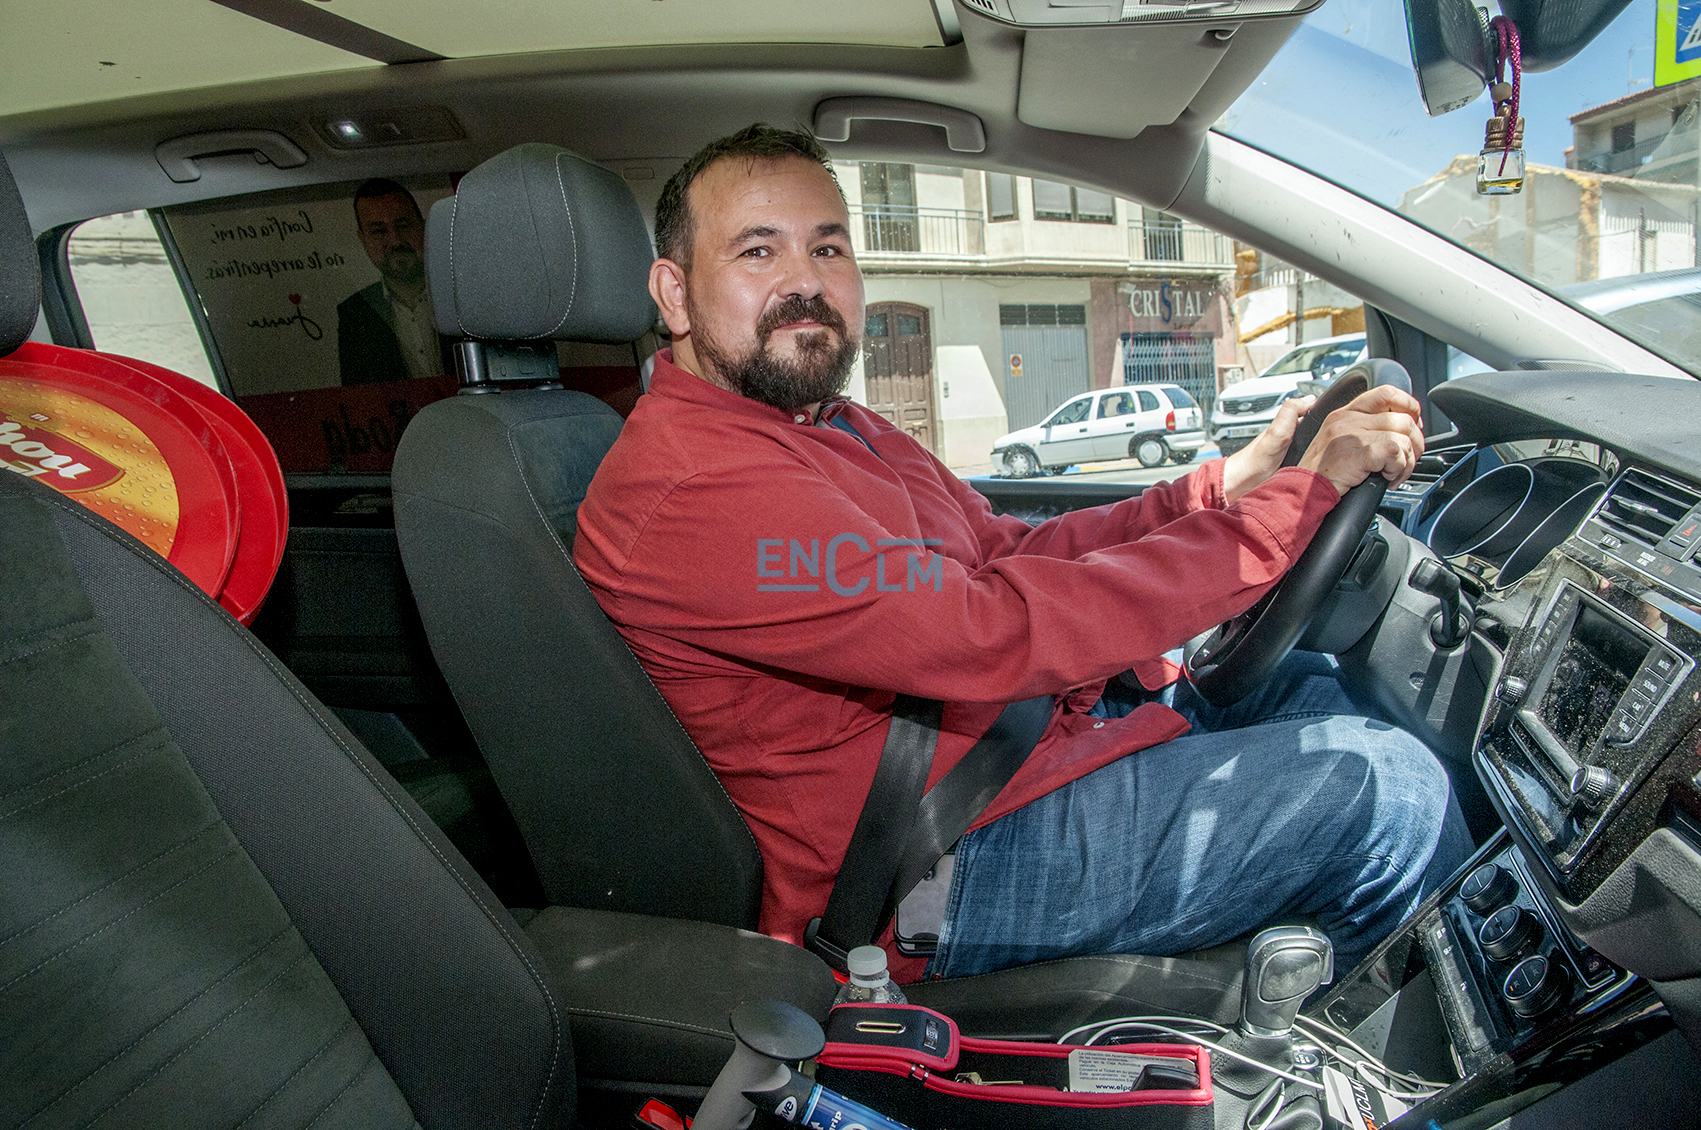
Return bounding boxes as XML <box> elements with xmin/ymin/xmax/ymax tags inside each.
<box><xmin>427</xmin><ymin>143</ymin><xmax>657</xmax><ymax>344</ymax></box>
<box><xmin>0</xmin><ymin>152</ymin><xmax>41</xmax><ymax>356</ymax></box>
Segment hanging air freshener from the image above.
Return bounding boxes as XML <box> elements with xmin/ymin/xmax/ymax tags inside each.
<box><xmin>1478</xmin><ymin>16</ymin><xmax>1525</xmax><ymax>195</ymax></box>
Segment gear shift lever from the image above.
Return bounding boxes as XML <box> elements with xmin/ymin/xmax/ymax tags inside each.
<box><xmin>1240</xmin><ymin>926</ymin><xmax>1334</xmax><ymax>1037</ymax></box>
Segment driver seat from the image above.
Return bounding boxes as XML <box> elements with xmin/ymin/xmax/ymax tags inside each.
<box><xmin>391</xmin><ymin>143</ymin><xmax>1248</xmax><ymax>1051</ymax></box>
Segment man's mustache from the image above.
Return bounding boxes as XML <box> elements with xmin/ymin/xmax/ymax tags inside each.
<box><xmin>756</xmin><ymin>295</ymin><xmax>847</xmax><ymax>343</ymax></box>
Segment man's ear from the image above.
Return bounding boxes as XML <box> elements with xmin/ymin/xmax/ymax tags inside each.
<box><xmin>649</xmin><ymin>259</ymin><xmax>691</xmax><ymax>338</ymax></box>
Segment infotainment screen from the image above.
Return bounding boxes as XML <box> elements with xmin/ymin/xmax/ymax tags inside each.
<box><xmin>1535</xmin><ymin>602</ymin><xmax>1652</xmax><ymax>760</ymax></box>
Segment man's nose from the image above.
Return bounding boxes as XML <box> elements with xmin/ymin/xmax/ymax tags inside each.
<box><xmin>773</xmin><ymin>249</ymin><xmax>827</xmax><ymax>299</ymax></box>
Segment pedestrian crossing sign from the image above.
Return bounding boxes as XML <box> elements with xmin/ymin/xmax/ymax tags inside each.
<box><xmin>1657</xmin><ymin>0</ymin><xmax>1701</xmax><ymax>86</ymax></box>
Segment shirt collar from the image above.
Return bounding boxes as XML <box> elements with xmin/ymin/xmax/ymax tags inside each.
<box><xmin>648</xmin><ymin>348</ymin><xmax>852</xmax><ymax>428</ymax></box>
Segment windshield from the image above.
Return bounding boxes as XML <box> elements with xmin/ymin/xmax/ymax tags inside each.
<box><xmin>1263</xmin><ymin>339</ymin><xmax>1365</xmax><ymax>376</ymax></box>
<box><xmin>1221</xmin><ymin>0</ymin><xmax>1701</xmax><ymax>377</ymax></box>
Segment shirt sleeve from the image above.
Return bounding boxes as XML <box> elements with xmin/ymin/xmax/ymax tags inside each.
<box><xmin>601</xmin><ymin>456</ymin><xmax>1341</xmax><ymax>705</ymax></box>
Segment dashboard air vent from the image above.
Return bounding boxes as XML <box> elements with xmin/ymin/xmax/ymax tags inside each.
<box><xmin>960</xmin><ymin>0</ymin><xmax>1001</xmax><ymax>13</ymax></box>
<box><xmin>1598</xmin><ymin>469</ymin><xmax>1700</xmax><ymax>547</ymax></box>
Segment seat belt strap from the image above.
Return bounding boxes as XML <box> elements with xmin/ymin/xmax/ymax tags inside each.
<box><xmin>806</xmin><ymin>694</ymin><xmax>1054</xmax><ymax>970</ymax></box>
<box><xmin>890</xmin><ymin>693</ymin><xmax>1053</xmax><ymax>911</ymax></box>
<box><xmin>808</xmin><ymin>694</ymin><xmax>942</xmax><ymax>971</ymax></box>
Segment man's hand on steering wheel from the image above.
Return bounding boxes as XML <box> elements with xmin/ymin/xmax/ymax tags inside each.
<box><xmin>1295</xmin><ymin>385</ymin><xmax>1425</xmax><ymax>497</ymax></box>
<box><xmin>1220</xmin><ymin>386</ymin><xmax>1425</xmax><ymax>504</ymax></box>
<box><xmin>1221</xmin><ymin>394</ymin><xmax>1316</xmax><ymax>504</ymax></box>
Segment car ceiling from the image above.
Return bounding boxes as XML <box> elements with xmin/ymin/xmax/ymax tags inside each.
<box><xmin>0</xmin><ymin>0</ymin><xmax>1305</xmax><ymax>232</ymax></box>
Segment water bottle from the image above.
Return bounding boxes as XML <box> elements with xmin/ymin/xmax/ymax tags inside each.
<box><xmin>833</xmin><ymin>945</ymin><xmax>907</xmax><ymax>1005</ymax></box>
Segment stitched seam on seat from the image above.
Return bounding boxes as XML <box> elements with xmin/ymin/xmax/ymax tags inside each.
<box><xmin>446</xmin><ymin>196</ymin><xmax>466</xmax><ymax>336</ymax></box>
<box><xmin>0</xmin><ymin>820</ymin><xmax>223</xmax><ymax>950</ymax></box>
<box><xmin>30</xmin><ymin>489</ymin><xmax>568</xmax><ymax>1130</ymax></box>
<box><xmin>507</xmin><ymin>436</ymin><xmax>760</xmax><ymax>861</ymax></box>
<box><xmin>22</xmin><ymin>924</ymin><xmax>297</xmax><ymax>1125</ymax></box>
<box><xmin>544</xmin><ymin>153</ymin><xmax>580</xmax><ymax>337</ymax></box>
<box><xmin>0</xmin><ymin>725</ymin><xmax>167</xmax><ymax>807</ymax></box>
<box><xmin>234</xmin><ymin>1014</ymin><xmax>358</xmax><ymax>1130</ymax></box>
<box><xmin>84</xmin><ymin>948</ymin><xmax>316</xmax><ymax>1129</ymax></box>
<box><xmin>0</xmin><ymin>621</ymin><xmax>101</xmax><ymax>665</ymax></box>
<box><xmin>0</xmin><ymin>844</ymin><xmax>241</xmax><ymax>996</ymax></box>
<box><xmin>0</xmin><ymin>729</ymin><xmax>171</xmax><ymax>823</ymax></box>
<box><xmin>564</xmin><ymin>1006</ymin><xmax>731</xmax><ymax>1040</ymax></box>
<box><xmin>302</xmin><ymin>1054</ymin><xmax>381</xmax><ymax>1130</ymax></box>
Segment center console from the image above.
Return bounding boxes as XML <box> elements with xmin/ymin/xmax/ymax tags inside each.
<box><xmin>1307</xmin><ymin>466</ymin><xmax>1701</xmax><ymax>1126</ymax></box>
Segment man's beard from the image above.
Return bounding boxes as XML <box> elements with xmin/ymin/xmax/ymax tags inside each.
<box><xmin>381</xmin><ymin>246</ymin><xmax>425</xmax><ymax>289</ymax></box>
<box><xmin>691</xmin><ymin>294</ymin><xmax>861</xmax><ymax>412</ymax></box>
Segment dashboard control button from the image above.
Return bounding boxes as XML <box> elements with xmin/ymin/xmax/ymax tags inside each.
<box><xmin>1504</xmin><ymin>954</ymin><xmax>1570</xmax><ymax>1019</ymax></box>
<box><xmin>1624</xmin><ymin>692</ymin><xmax>1652</xmax><ymax>720</ymax></box>
<box><xmin>1460</xmin><ymin>862</ymin><xmax>1516</xmax><ymax>914</ymax></box>
<box><xmin>1654</xmin><ymin>652</ymin><xmax>1678</xmax><ymax>679</ymax></box>
<box><xmin>1635</xmin><ymin>671</ymin><xmax>1666</xmax><ymax>701</ymax></box>
<box><xmin>1571</xmin><ymin>764</ymin><xmax>1620</xmax><ymax>809</ymax></box>
<box><xmin>1479</xmin><ymin>905</ymin><xmax>1541</xmax><ymax>961</ymax></box>
<box><xmin>1607</xmin><ymin>710</ymin><xmax>1639</xmax><ymax>745</ymax></box>
<box><xmin>1498</xmin><ymin>677</ymin><xmax>1528</xmax><ymax>707</ymax></box>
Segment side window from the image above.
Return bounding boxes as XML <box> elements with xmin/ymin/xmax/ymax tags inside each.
<box><xmin>1098</xmin><ymin>391</ymin><xmax>1133</xmax><ymax>417</ymax></box>
<box><xmin>65</xmin><ymin>212</ymin><xmax>218</xmax><ymax>388</ymax></box>
<box><xmin>159</xmin><ymin>177</ymin><xmax>462</xmax><ymax>474</ymax></box>
<box><xmin>1136</xmin><ymin>389</ymin><xmax>1160</xmax><ymax>412</ymax></box>
<box><xmin>1049</xmin><ymin>397</ymin><xmax>1091</xmax><ymax>426</ymax></box>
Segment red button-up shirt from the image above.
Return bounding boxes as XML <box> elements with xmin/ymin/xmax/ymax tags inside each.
<box><xmin>574</xmin><ymin>351</ymin><xmax>1339</xmax><ymax>977</ymax></box>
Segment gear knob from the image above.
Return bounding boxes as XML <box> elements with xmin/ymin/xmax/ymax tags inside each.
<box><xmin>1240</xmin><ymin>926</ymin><xmax>1334</xmax><ymax>1037</ymax></box>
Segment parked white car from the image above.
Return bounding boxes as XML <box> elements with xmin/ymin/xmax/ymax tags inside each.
<box><xmin>992</xmin><ymin>384</ymin><xmax>1205</xmax><ymax>478</ymax></box>
<box><xmin>1210</xmin><ymin>333</ymin><xmax>1367</xmax><ymax>456</ymax></box>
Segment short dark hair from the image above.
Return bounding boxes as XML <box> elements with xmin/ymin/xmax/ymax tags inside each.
<box><xmin>352</xmin><ymin>177</ymin><xmax>421</xmax><ymax>221</ymax></box>
<box><xmin>654</xmin><ymin>124</ymin><xmax>840</xmax><ymax>269</ymax></box>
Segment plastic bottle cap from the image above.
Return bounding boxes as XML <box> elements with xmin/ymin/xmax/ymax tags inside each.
<box><xmin>846</xmin><ymin>945</ymin><xmax>889</xmax><ymax>979</ymax></box>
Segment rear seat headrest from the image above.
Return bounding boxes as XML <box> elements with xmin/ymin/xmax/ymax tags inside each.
<box><xmin>426</xmin><ymin>143</ymin><xmax>657</xmax><ymax>344</ymax></box>
<box><xmin>0</xmin><ymin>152</ymin><xmax>41</xmax><ymax>356</ymax></box>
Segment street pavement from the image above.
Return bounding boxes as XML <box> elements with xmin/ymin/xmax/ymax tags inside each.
<box><xmin>955</xmin><ymin>447</ymin><xmax>1224</xmax><ymax>488</ymax></box>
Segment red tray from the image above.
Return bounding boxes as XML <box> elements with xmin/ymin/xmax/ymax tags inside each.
<box><xmin>0</xmin><ymin>349</ymin><xmax>238</xmax><ymax>600</ymax></box>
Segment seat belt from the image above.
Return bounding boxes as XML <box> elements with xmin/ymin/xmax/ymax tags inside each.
<box><xmin>806</xmin><ymin>408</ymin><xmax>1055</xmax><ymax>971</ymax></box>
<box><xmin>805</xmin><ymin>694</ymin><xmax>1054</xmax><ymax>971</ymax></box>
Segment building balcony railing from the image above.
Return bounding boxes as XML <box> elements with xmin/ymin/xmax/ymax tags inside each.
<box><xmin>848</xmin><ymin>205</ymin><xmax>985</xmax><ymax>256</ymax></box>
<box><xmin>1575</xmin><ymin>127</ymin><xmax>1701</xmax><ymax>176</ymax></box>
<box><xmin>1127</xmin><ymin>218</ymin><xmax>1235</xmax><ymax>268</ymax></box>
<box><xmin>847</xmin><ymin>205</ymin><xmax>1236</xmax><ymax>271</ymax></box>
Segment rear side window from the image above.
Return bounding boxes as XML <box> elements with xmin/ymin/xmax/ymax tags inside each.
<box><xmin>1160</xmin><ymin>385</ymin><xmax>1195</xmax><ymax>408</ymax></box>
<box><xmin>66</xmin><ymin>212</ymin><xmax>217</xmax><ymax>388</ymax></box>
<box><xmin>158</xmin><ymin>177</ymin><xmax>462</xmax><ymax>474</ymax></box>
<box><xmin>1136</xmin><ymin>389</ymin><xmax>1159</xmax><ymax>412</ymax></box>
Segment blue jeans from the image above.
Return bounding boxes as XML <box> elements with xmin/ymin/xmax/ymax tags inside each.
<box><xmin>925</xmin><ymin>652</ymin><xmax>1473</xmax><ymax>980</ymax></box>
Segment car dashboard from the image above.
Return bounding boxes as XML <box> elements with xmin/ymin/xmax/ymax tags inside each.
<box><xmin>1300</xmin><ymin>370</ymin><xmax>1701</xmax><ymax>1126</ymax></box>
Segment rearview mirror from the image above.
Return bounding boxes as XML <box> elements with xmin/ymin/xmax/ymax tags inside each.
<box><xmin>1406</xmin><ymin>0</ymin><xmax>1635</xmax><ymax>116</ymax></box>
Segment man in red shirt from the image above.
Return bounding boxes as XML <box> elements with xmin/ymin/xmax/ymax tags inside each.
<box><xmin>574</xmin><ymin>126</ymin><xmax>1470</xmax><ymax>982</ymax></box>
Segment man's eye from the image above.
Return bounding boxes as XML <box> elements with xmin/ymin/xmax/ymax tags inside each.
<box><xmin>814</xmin><ymin>245</ymin><xmax>844</xmax><ymax>257</ymax></box>
<box><xmin>741</xmin><ymin>246</ymin><xmax>770</xmax><ymax>258</ymax></box>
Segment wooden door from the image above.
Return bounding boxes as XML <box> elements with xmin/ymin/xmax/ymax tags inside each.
<box><xmin>862</xmin><ymin>302</ymin><xmax>936</xmax><ymax>453</ymax></box>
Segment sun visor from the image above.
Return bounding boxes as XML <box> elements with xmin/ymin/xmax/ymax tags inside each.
<box><xmin>1017</xmin><ymin>24</ymin><xmax>1236</xmax><ymax>138</ymax></box>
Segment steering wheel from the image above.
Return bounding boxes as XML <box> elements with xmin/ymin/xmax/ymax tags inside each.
<box><xmin>1184</xmin><ymin>358</ymin><xmax>1413</xmax><ymax>706</ymax></box>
